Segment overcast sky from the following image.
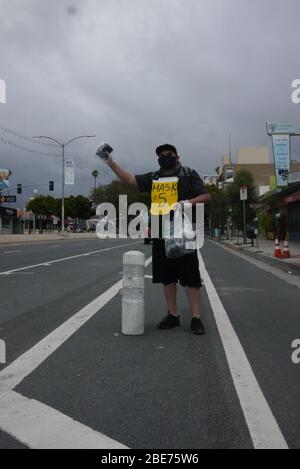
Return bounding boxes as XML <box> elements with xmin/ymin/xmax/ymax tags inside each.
<box><xmin>1</xmin><ymin>0</ymin><xmax>300</xmax><ymax>205</ymax></box>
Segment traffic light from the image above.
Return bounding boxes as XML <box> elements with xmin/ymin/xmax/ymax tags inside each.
<box><xmin>17</xmin><ymin>184</ymin><xmax>22</xmax><ymax>194</ymax></box>
<box><xmin>49</xmin><ymin>181</ymin><xmax>54</xmax><ymax>191</ymax></box>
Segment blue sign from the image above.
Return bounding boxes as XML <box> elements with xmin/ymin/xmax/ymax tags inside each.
<box><xmin>272</xmin><ymin>135</ymin><xmax>291</xmax><ymax>187</ymax></box>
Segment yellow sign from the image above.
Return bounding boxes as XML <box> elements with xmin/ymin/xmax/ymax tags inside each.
<box><xmin>151</xmin><ymin>177</ymin><xmax>179</xmax><ymax>215</ymax></box>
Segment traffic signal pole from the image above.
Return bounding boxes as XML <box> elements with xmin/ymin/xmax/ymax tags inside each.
<box><xmin>0</xmin><ymin>182</ymin><xmax>53</xmax><ymax>195</ymax></box>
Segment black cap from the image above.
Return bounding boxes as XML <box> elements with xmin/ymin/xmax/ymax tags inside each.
<box><xmin>155</xmin><ymin>144</ymin><xmax>178</xmax><ymax>156</ymax></box>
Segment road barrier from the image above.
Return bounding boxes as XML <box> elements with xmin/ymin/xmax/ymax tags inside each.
<box><xmin>121</xmin><ymin>251</ymin><xmax>145</xmax><ymax>336</ymax></box>
<box><xmin>283</xmin><ymin>240</ymin><xmax>291</xmax><ymax>259</ymax></box>
<box><xmin>274</xmin><ymin>239</ymin><xmax>282</xmax><ymax>259</ymax></box>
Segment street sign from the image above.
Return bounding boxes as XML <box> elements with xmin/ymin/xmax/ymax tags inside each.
<box><xmin>240</xmin><ymin>186</ymin><xmax>248</xmax><ymax>201</ymax></box>
<box><xmin>0</xmin><ymin>195</ymin><xmax>16</xmax><ymax>203</ymax></box>
<box><xmin>266</xmin><ymin>122</ymin><xmax>295</xmax><ymax>136</ymax></box>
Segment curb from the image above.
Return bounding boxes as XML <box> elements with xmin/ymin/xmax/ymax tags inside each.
<box><xmin>211</xmin><ymin>239</ymin><xmax>300</xmax><ymax>277</ymax></box>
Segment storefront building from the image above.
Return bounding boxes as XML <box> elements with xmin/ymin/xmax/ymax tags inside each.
<box><xmin>0</xmin><ymin>206</ymin><xmax>22</xmax><ymax>234</ymax></box>
<box><xmin>259</xmin><ymin>182</ymin><xmax>300</xmax><ymax>241</ymax></box>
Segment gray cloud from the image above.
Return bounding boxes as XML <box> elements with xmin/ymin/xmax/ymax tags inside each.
<box><xmin>1</xmin><ymin>0</ymin><xmax>300</xmax><ymax>206</ymax></box>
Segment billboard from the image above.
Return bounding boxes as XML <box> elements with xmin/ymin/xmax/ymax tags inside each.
<box><xmin>272</xmin><ymin>135</ymin><xmax>291</xmax><ymax>187</ymax></box>
<box><xmin>0</xmin><ymin>168</ymin><xmax>12</xmax><ymax>190</ymax></box>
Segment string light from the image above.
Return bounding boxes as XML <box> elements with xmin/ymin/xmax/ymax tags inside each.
<box><xmin>0</xmin><ymin>123</ymin><xmax>58</xmax><ymax>148</ymax></box>
<box><xmin>0</xmin><ymin>135</ymin><xmax>61</xmax><ymax>158</ymax></box>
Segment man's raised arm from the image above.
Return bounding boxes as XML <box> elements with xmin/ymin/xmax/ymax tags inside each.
<box><xmin>103</xmin><ymin>152</ymin><xmax>137</xmax><ymax>187</ymax></box>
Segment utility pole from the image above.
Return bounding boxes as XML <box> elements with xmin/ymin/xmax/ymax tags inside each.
<box><xmin>240</xmin><ymin>186</ymin><xmax>248</xmax><ymax>245</ymax></box>
<box><xmin>32</xmin><ymin>135</ymin><xmax>96</xmax><ymax>233</ymax></box>
<box><xmin>33</xmin><ymin>189</ymin><xmax>38</xmax><ymax>234</ymax></box>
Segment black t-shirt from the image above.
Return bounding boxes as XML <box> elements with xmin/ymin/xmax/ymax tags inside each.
<box><xmin>135</xmin><ymin>165</ymin><xmax>208</xmax><ymax>200</ymax></box>
<box><xmin>135</xmin><ymin>165</ymin><xmax>208</xmax><ymax>228</ymax></box>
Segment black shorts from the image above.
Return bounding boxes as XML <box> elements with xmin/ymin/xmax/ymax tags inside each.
<box><xmin>152</xmin><ymin>239</ymin><xmax>202</xmax><ymax>288</ymax></box>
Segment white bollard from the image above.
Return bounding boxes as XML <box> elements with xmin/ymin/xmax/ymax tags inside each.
<box><xmin>121</xmin><ymin>251</ymin><xmax>145</xmax><ymax>336</ymax></box>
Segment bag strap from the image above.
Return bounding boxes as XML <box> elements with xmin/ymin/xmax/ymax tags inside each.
<box><xmin>152</xmin><ymin>170</ymin><xmax>161</xmax><ymax>180</ymax></box>
<box><xmin>182</xmin><ymin>166</ymin><xmax>195</xmax><ymax>194</ymax></box>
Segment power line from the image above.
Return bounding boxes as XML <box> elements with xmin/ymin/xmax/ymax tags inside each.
<box><xmin>0</xmin><ymin>135</ymin><xmax>61</xmax><ymax>158</ymax></box>
<box><xmin>0</xmin><ymin>123</ymin><xmax>58</xmax><ymax>148</ymax></box>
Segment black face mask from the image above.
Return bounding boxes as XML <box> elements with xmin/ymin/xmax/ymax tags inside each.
<box><xmin>158</xmin><ymin>156</ymin><xmax>177</xmax><ymax>170</ymax></box>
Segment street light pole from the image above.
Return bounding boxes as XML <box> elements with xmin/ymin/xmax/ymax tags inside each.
<box><xmin>32</xmin><ymin>135</ymin><xmax>96</xmax><ymax>234</ymax></box>
<box><xmin>92</xmin><ymin>170</ymin><xmax>99</xmax><ymax>208</ymax></box>
<box><xmin>62</xmin><ymin>144</ymin><xmax>65</xmax><ymax>234</ymax></box>
<box><xmin>33</xmin><ymin>189</ymin><xmax>38</xmax><ymax>234</ymax></box>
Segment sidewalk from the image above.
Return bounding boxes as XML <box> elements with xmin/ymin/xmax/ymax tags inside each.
<box><xmin>217</xmin><ymin>236</ymin><xmax>300</xmax><ymax>276</ymax></box>
<box><xmin>0</xmin><ymin>233</ymin><xmax>97</xmax><ymax>244</ymax></box>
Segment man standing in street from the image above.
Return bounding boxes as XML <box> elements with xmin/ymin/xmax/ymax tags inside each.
<box><xmin>97</xmin><ymin>143</ymin><xmax>211</xmax><ymax>335</ymax></box>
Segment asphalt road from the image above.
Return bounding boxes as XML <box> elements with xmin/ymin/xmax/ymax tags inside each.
<box><xmin>0</xmin><ymin>237</ymin><xmax>299</xmax><ymax>449</ymax></box>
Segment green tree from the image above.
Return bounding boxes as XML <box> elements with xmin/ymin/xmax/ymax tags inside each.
<box><xmin>27</xmin><ymin>196</ymin><xmax>59</xmax><ymax>216</ymax></box>
<box><xmin>57</xmin><ymin>196</ymin><xmax>93</xmax><ymax>219</ymax></box>
<box><xmin>27</xmin><ymin>195</ymin><xmax>93</xmax><ymax>220</ymax></box>
<box><xmin>258</xmin><ymin>211</ymin><xmax>275</xmax><ymax>239</ymax></box>
<box><xmin>205</xmin><ymin>185</ymin><xmax>228</xmax><ymax>231</ymax></box>
<box><xmin>94</xmin><ymin>180</ymin><xmax>150</xmax><ymax>216</ymax></box>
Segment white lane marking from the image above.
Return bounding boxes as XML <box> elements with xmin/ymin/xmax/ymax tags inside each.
<box><xmin>145</xmin><ymin>275</ymin><xmax>153</xmax><ymax>279</ymax></box>
<box><xmin>0</xmin><ymin>256</ymin><xmax>152</xmax><ymax>449</ymax></box>
<box><xmin>4</xmin><ymin>272</ymin><xmax>35</xmax><ymax>276</ymax></box>
<box><xmin>0</xmin><ymin>241</ymin><xmax>142</xmax><ymax>276</ymax></box>
<box><xmin>0</xmin><ymin>391</ymin><xmax>127</xmax><ymax>449</ymax></box>
<box><xmin>0</xmin><ymin>256</ymin><xmax>152</xmax><ymax>394</ymax></box>
<box><xmin>0</xmin><ymin>280</ymin><xmax>121</xmax><ymax>394</ymax></box>
<box><xmin>3</xmin><ymin>251</ymin><xmax>21</xmax><ymax>254</ymax></box>
<box><xmin>198</xmin><ymin>250</ymin><xmax>288</xmax><ymax>450</ymax></box>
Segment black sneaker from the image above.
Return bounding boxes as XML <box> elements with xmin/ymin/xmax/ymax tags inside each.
<box><xmin>191</xmin><ymin>317</ymin><xmax>205</xmax><ymax>335</ymax></box>
<box><xmin>157</xmin><ymin>313</ymin><xmax>180</xmax><ymax>330</ymax></box>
